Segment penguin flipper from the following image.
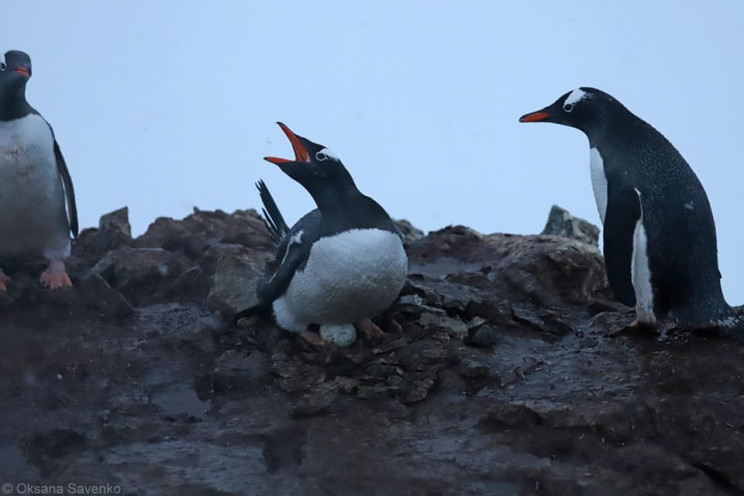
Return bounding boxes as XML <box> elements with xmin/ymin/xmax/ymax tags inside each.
<box><xmin>258</xmin><ymin>210</ymin><xmax>322</xmax><ymax>305</ymax></box>
<box><xmin>258</xmin><ymin>232</ymin><xmax>313</xmax><ymax>305</ymax></box>
<box><xmin>256</xmin><ymin>180</ymin><xmax>290</xmax><ymax>246</ymax></box>
<box><xmin>603</xmin><ymin>185</ymin><xmax>641</xmax><ymax>307</ymax></box>
<box><xmin>54</xmin><ymin>140</ymin><xmax>79</xmax><ymax>238</ymax></box>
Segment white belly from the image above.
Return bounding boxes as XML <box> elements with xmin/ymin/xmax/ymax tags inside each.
<box><xmin>274</xmin><ymin>228</ymin><xmax>408</xmax><ymax>331</ymax></box>
<box><xmin>631</xmin><ymin>189</ymin><xmax>655</xmax><ymax>324</ymax></box>
<box><xmin>0</xmin><ymin>114</ymin><xmax>70</xmax><ymax>259</ymax></box>
<box><xmin>589</xmin><ymin>147</ymin><xmax>608</xmax><ymax>224</ymax></box>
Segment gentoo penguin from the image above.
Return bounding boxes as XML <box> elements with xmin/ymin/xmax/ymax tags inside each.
<box><xmin>256</xmin><ymin>122</ymin><xmax>408</xmax><ymax>345</ymax></box>
<box><xmin>0</xmin><ymin>50</ymin><xmax>78</xmax><ymax>290</ymax></box>
<box><xmin>520</xmin><ymin>87</ymin><xmax>744</xmax><ymax>341</ymax></box>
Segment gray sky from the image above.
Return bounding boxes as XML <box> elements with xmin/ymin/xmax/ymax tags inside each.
<box><xmin>6</xmin><ymin>1</ymin><xmax>744</xmax><ymax>302</ymax></box>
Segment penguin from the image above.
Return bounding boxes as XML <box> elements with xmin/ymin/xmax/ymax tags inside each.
<box><xmin>0</xmin><ymin>50</ymin><xmax>78</xmax><ymax>291</ymax></box>
<box><xmin>256</xmin><ymin>122</ymin><xmax>408</xmax><ymax>345</ymax></box>
<box><xmin>519</xmin><ymin>87</ymin><xmax>744</xmax><ymax>342</ymax></box>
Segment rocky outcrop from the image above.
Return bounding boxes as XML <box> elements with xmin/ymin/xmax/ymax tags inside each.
<box><xmin>1</xmin><ymin>206</ymin><xmax>742</xmax><ymax>496</ymax></box>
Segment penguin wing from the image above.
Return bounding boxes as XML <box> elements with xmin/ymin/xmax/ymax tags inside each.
<box><xmin>603</xmin><ymin>184</ymin><xmax>640</xmax><ymax>307</ymax></box>
<box><xmin>258</xmin><ymin>211</ymin><xmax>322</xmax><ymax>305</ymax></box>
<box><xmin>53</xmin><ymin>140</ymin><xmax>79</xmax><ymax>238</ymax></box>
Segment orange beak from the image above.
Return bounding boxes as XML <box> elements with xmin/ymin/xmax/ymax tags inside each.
<box><xmin>519</xmin><ymin>111</ymin><xmax>550</xmax><ymax>123</ymax></box>
<box><xmin>264</xmin><ymin>122</ymin><xmax>310</xmax><ymax>164</ymax></box>
<box><xmin>15</xmin><ymin>67</ymin><xmax>31</xmax><ymax>78</ymax></box>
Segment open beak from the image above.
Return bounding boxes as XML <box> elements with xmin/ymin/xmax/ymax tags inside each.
<box><xmin>264</xmin><ymin>122</ymin><xmax>310</xmax><ymax>164</ymax></box>
<box><xmin>15</xmin><ymin>66</ymin><xmax>31</xmax><ymax>78</ymax></box>
<box><xmin>519</xmin><ymin>111</ymin><xmax>550</xmax><ymax>123</ymax></box>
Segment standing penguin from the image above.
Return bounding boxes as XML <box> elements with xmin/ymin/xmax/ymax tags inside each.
<box><xmin>0</xmin><ymin>50</ymin><xmax>78</xmax><ymax>290</ymax></box>
<box><xmin>256</xmin><ymin>122</ymin><xmax>408</xmax><ymax>345</ymax></box>
<box><xmin>520</xmin><ymin>87</ymin><xmax>744</xmax><ymax>341</ymax></box>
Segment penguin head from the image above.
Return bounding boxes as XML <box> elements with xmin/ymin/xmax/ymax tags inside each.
<box><xmin>264</xmin><ymin>122</ymin><xmax>355</xmax><ymax>195</ymax></box>
<box><xmin>519</xmin><ymin>87</ymin><xmax>623</xmax><ymax>133</ymax></box>
<box><xmin>0</xmin><ymin>50</ymin><xmax>32</xmax><ymax>98</ymax></box>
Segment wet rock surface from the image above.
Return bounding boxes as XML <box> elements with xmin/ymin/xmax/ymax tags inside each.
<box><xmin>1</xmin><ymin>207</ymin><xmax>743</xmax><ymax>495</ymax></box>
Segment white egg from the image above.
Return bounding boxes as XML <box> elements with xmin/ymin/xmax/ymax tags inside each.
<box><xmin>319</xmin><ymin>323</ymin><xmax>357</xmax><ymax>347</ymax></box>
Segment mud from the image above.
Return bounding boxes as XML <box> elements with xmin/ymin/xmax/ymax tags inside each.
<box><xmin>1</xmin><ymin>209</ymin><xmax>743</xmax><ymax>496</ymax></box>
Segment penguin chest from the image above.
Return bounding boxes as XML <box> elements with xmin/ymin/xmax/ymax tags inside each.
<box><xmin>0</xmin><ymin>114</ymin><xmax>68</xmax><ymax>256</ymax></box>
<box><xmin>589</xmin><ymin>148</ymin><xmax>608</xmax><ymax>224</ymax></box>
<box><xmin>282</xmin><ymin>228</ymin><xmax>408</xmax><ymax>324</ymax></box>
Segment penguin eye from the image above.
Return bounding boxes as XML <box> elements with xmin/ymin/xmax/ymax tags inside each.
<box><xmin>563</xmin><ymin>103</ymin><xmax>574</xmax><ymax>113</ymax></box>
<box><xmin>315</xmin><ymin>147</ymin><xmax>339</xmax><ymax>162</ymax></box>
<box><xmin>0</xmin><ymin>63</ymin><xmax>6</xmax><ymax>72</ymax></box>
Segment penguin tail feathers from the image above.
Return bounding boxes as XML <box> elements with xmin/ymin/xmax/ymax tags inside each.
<box><xmin>256</xmin><ymin>180</ymin><xmax>290</xmax><ymax>246</ymax></box>
<box><xmin>720</xmin><ymin>315</ymin><xmax>744</xmax><ymax>344</ymax></box>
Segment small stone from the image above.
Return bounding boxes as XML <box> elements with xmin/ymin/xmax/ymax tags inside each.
<box><xmin>468</xmin><ymin>326</ymin><xmax>500</xmax><ymax>348</ymax></box>
<box><xmin>319</xmin><ymin>323</ymin><xmax>357</xmax><ymax>347</ymax></box>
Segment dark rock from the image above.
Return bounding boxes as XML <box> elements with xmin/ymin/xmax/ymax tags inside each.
<box><xmin>477</xmin><ymin>404</ymin><xmax>543</xmax><ymax>432</ymax></box>
<box><xmin>25</xmin><ymin>429</ymin><xmax>88</xmax><ymax>463</ymax></box>
<box><xmin>72</xmin><ymin>207</ymin><xmax>134</xmax><ymax>260</ymax></box>
<box><xmin>205</xmin><ymin>350</ymin><xmax>270</xmax><ymax>394</ymax></box>
<box><xmin>468</xmin><ymin>325</ymin><xmax>501</xmax><ymax>347</ymax></box>
<box><xmin>89</xmin><ymin>246</ymin><xmax>185</xmax><ymax>305</ymax></box>
<box><xmin>541</xmin><ymin>205</ymin><xmax>600</xmax><ymax>246</ymax></box>
<box><xmin>135</xmin><ymin>208</ymin><xmax>273</xmax><ymax>261</ymax></box>
<box><xmin>207</xmin><ymin>248</ymin><xmax>273</xmax><ymax>317</ymax></box>
<box><xmin>78</xmin><ymin>273</ymin><xmax>133</xmax><ymax>317</ymax></box>
<box><xmin>293</xmin><ymin>390</ymin><xmax>337</xmax><ymax>417</ymax></box>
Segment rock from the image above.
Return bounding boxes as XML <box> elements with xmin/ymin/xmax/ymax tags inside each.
<box><xmin>477</xmin><ymin>404</ymin><xmax>543</xmax><ymax>432</ymax></box>
<box><xmin>204</xmin><ymin>350</ymin><xmax>271</xmax><ymax>394</ymax></box>
<box><xmin>207</xmin><ymin>249</ymin><xmax>273</xmax><ymax>317</ymax></box>
<box><xmin>78</xmin><ymin>273</ymin><xmax>133</xmax><ymax>317</ymax></box>
<box><xmin>468</xmin><ymin>326</ymin><xmax>500</xmax><ymax>347</ymax></box>
<box><xmin>541</xmin><ymin>205</ymin><xmax>600</xmax><ymax>246</ymax></box>
<box><xmin>135</xmin><ymin>208</ymin><xmax>273</xmax><ymax>261</ymax></box>
<box><xmin>417</xmin><ymin>312</ymin><xmax>469</xmax><ymax>339</ymax></box>
<box><xmin>394</xmin><ymin>219</ymin><xmax>425</xmax><ymax>244</ymax></box>
<box><xmin>89</xmin><ymin>247</ymin><xmax>185</xmax><ymax>305</ymax></box>
<box><xmin>99</xmin><ymin>207</ymin><xmax>132</xmax><ymax>238</ymax></box>
<box><xmin>72</xmin><ymin>207</ymin><xmax>134</xmax><ymax>260</ymax></box>
<box><xmin>293</xmin><ymin>390</ymin><xmax>337</xmax><ymax>417</ymax></box>
<box><xmin>319</xmin><ymin>323</ymin><xmax>357</xmax><ymax>347</ymax></box>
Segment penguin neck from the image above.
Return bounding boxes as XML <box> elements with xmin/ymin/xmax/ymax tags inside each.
<box><xmin>583</xmin><ymin>108</ymin><xmax>640</xmax><ymax>147</ymax></box>
<box><xmin>0</xmin><ymin>88</ymin><xmax>32</xmax><ymax>121</ymax></box>
<box><xmin>310</xmin><ymin>183</ymin><xmax>367</xmax><ymax>216</ymax></box>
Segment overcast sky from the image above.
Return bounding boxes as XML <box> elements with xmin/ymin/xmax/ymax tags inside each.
<box><xmin>6</xmin><ymin>1</ymin><xmax>744</xmax><ymax>302</ymax></box>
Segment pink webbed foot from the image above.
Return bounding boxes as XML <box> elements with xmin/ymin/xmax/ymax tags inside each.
<box><xmin>355</xmin><ymin>318</ymin><xmax>384</xmax><ymax>338</ymax></box>
<box><xmin>300</xmin><ymin>329</ymin><xmax>325</xmax><ymax>346</ymax></box>
<box><xmin>0</xmin><ymin>270</ymin><xmax>10</xmax><ymax>292</ymax></box>
<box><xmin>40</xmin><ymin>260</ymin><xmax>72</xmax><ymax>289</ymax></box>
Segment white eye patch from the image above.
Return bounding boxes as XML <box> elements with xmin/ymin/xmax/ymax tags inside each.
<box><xmin>563</xmin><ymin>88</ymin><xmax>589</xmax><ymax>112</ymax></box>
<box><xmin>315</xmin><ymin>147</ymin><xmax>339</xmax><ymax>162</ymax></box>
<box><xmin>0</xmin><ymin>52</ymin><xmax>6</xmax><ymax>71</ymax></box>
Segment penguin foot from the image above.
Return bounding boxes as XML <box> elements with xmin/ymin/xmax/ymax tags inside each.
<box><xmin>355</xmin><ymin>318</ymin><xmax>384</xmax><ymax>338</ymax></box>
<box><xmin>40</xmin><ymin>260</ymin><xmax>72</xmax><ymax>289</ymax></box>
<box><xmin>0</xmin><ymin>270</ymin><xmax>10</xmax><ymax>292</ymax></box>
<box><xmin>300</xmin><ymin>329</ymin><xmax>325</xmax><ymax>346</ymax></box>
